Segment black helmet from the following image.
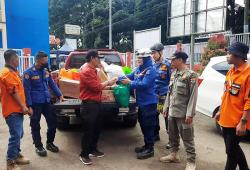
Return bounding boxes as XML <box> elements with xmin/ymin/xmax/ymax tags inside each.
<box><xmin>150</xmin><ymin>43</ymin><xmax>164</xmax><ymax>52</ymax></box>
<box><xmin>226</xmin><ymin>42</ymin><xmax>249</xmax><ymax>60</ymax></box>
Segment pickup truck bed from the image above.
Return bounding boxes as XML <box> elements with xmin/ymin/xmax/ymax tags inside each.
<box><xmin>52</xmin><ymin>50</ymin><xmax>138</xmax><ymax>129</ymax></box>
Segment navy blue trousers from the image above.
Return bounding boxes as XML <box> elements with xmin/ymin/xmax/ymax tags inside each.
<box><xmin>138</xmin><ymin>104</ymin><xmax>157</xmax><ymax>147</ymax></box>
<box><xmin>30</xmin><ymin>103</ymin><xmax>57</xmax><ymax>147</ymax></box>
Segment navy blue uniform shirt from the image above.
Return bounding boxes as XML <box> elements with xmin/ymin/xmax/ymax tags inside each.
<box><xmin>154</xmin><ymin>60</ymin><xmax>171</xmax><ymax>96</ymax></box>
<box><xmin>23</xmin><ymin>65</ymin><xmax>62</xmax><ymax>106</ymax></box>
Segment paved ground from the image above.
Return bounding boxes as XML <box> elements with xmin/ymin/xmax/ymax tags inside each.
<box><xmin>0</xmin><ymin>112</ymin><xmax>249</xmax><ymax>170</ymax></box>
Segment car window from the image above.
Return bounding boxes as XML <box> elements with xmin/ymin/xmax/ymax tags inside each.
<box><xmin>59</xmin><ymin>55</ymin><xmax>68</xmax><ymax>62</ymax></box>
<box><xmin>68</xmin><ymin>55</ymin><xmax>87</xmax><ymax>69</ymax></box>
<box><xmin>68</xmin><ymin>54</ymin><xmax>121</xmax><ymax>69</ymax></box>
<box><xmin>100</xmin><ymin>54</ymin><xmax>121</xmax><ymax>66</ymax></box>
<box><xmin>212</xmin><ymin>61</ymin><xmax>231</xmax><ymax>76</ymax></box>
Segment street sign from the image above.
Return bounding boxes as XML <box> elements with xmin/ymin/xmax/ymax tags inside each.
<box><xmin>65</xmin><ymin>24</ymin><xmax>81</xmax><ymax>35</ymax></box>
<box><xmin>134</xmin><ymin>26</ymin><xmax>161</xmax><ymax>50</ymax></box>
<box><xmin>133</xmin><ymin>26</ymin><xmax>161</xmax><ymax>68</ymax></box>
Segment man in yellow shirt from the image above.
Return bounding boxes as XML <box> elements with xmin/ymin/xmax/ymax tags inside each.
<box><xmin>0</xmin><ymin>50</ymin><xmax>32</xmax><ymax>170</ymax></box>
<box><xmin>215</xmin><ymin>42</ymin><xmax>250</xmax><ymax>170</ymax></box>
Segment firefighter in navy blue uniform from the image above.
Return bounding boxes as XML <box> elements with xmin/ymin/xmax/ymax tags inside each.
<box><xmin>23</xmin><ymin>51</ymin><xmax>64</xmax><ymax>157</ymax></box>
<box><xmin>150</xmin><ymin>43</ymin><xmax>171</xmax><ymax>144</ymax></box>
<box><xmin>119</xmin><ymin>48</ymin><xmax>157</xmax><ymax>160</ymax></box>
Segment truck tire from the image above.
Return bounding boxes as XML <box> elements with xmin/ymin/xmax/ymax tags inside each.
<box><xmin>213</xmin><ymin>107</ymin><xmax>222</xmax><ymax>134</ymax></box>
<box><xmin>215</xmin><ymin>120</ymin><xmax>222</xmax><ymax>134</ymax></box>
<box><xmin>123</xmin><ymin>114</ymin><xmax>138</xmax><ymax>127</ymax></box>
<box><xmin>56</xmin><ymin>116</ymin><xmax>70</xmax><ymax>130</ymax></box>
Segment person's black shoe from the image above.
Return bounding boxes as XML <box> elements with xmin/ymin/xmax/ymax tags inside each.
<box><xmin>154</xmin><ymin>134</ymin><xmax>160</xmax><ymax>142</ymax></box>
<box><xmin>134</xmin><ymin>145</ymin><xmax>146</xmax><ymax>153</ymax></box>
<box><xmin>137</xmin><ymin>147</ymin><xmax>154</xmax><ymax>159</ymax></box>
<box><xmin>89</xmin><ymin>150</ymin><xmax>105</xmax><ymax>158</ymax></box>
<box><xmin>46</xmin><ymin>143</ymin><xmax>59</xmax><ymax>153</ymax></box>
<box><xmin>165</xmin><ymin>143</ymin><xmax>172</xmax><ymax>149</ymax></box>
<box><xmin>35</xmin><ymin>146</ymin><xmax>47</xmax><ymax>157</ymax></box>
<box><xmin>79</xmin><ymin>156</ymin><xmax>92</xmax><ymax>165</ymax></box>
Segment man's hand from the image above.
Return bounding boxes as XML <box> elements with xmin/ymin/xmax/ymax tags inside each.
<box><xmin>28</xmin><ymin>107</ymin><xmax>33</xmax><ymax>116</ymax></box>
<box><xmin>109</xmin><ymin>77</ymin><xmax>118</xmax><ymax>86</ymax></box>
<box><xmin>162</xmin><ymin>111</ymin><xmax>168</xmax><ymax>118</ymax></box>
<box><xmin>21</xmin><ymin>106</ymin><xmax>29</xmax><ymax>115</ymax></box>
<box><xmin>214</xmin><ymin>111</ymin><xmax>220</xmax><ymax>121</ymax></box>
<box><xmin>121</xmin><ymin>78</ymin><xmax>131</xmax><ymax>85</ymax></box>
<box><xmin>59</xmin><ymin>95</ymin><xmax>65</xmax><ymax>102</ymax></box>
<box><xmin>236</xmin><ymin>122</ymin><xmax>247</xmax><ymax>136</ymax></box>
<box><xmin>185</xmin><ymin>116</ymin><xmax>193</xmax><ymax>124</ymax></box>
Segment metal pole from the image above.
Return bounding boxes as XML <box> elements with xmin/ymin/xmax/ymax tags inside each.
<box><xmin>133</xmin><ymin>30</ymin><xmax>136</xmax><ymax>69</ymax></box>
<box><xmin>190</xmin><ymin>0</ymin><xmax>196</xmax><ymax>70</ymax></box>
<box><xmin>244</xmin><ymin>0</ymin><xmax>249</xmax><ymax>33</ymax></box>
<box><xmin>1</xmin><ymin>0</ymin><xmax>7</xmax><ymax>49</ymax></box>
<box><xmin>109</xmin><ymin>0</ymin><xmax>112</xmax><ymax>49</ymax></box>
<box><xmin>159</xmin><ymin>25</ymin><xmax>162</xmax><ymax>42</ymax></box>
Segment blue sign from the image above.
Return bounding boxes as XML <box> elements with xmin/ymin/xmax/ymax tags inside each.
<box><xmin>5</xmin><ymin>0</ymin><xmax>49</xmax><ymax>56</ymax></box>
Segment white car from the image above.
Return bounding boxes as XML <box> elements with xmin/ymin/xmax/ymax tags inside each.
<box><xmin>196</xmin><ymin>54</ymin><xmax>250</xmax><ymax>132</ymax></box>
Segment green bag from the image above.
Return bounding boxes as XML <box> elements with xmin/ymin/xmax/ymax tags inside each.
<box><xmin>112</xmin><ymin>84</ymin><xmax>130</xmax><ymax>108</ymax></box>
<box><xmin>122</xmin><ymin>66</ymin><xmax>132</xmax><ymax>75</ymax></box>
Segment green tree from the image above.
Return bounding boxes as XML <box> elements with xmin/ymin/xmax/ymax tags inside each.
<box><xmin>49</xmin><ymin>0</ymin><xmax>168</xmax><ymax>52</ymax></box>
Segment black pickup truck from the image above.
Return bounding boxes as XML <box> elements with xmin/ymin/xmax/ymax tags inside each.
<box><xmin>52</xmin><ymin>49</ymin><xmax>138</xmax><ymax>129</ymax></box>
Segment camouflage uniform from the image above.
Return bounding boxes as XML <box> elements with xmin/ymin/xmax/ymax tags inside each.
<box><xmin>163</xmin><ymin>68</ymin><xmax>198</xmax><ymax>163</ymax></box>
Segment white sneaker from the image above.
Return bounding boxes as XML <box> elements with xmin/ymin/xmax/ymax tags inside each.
<box><xmin>160</xmin><ymin>152</ymin><xmax>180</xmax><ymax>163</ymax></box>
<box><xmin>185</xmin><ymin>162</ymin><xmax>196</xmax><ymax>170</ymax></box>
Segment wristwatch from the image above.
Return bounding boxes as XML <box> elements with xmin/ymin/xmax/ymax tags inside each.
<box><xmin>241</xmin><ymin>118</ymin><xmax>248</xmax><ymax>124</ymax></box>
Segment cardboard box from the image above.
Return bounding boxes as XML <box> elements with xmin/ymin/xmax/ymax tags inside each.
<box><xmin>59</xmin><ymin>79</ymin><xmax>115</xmax><ymax>102</ymax></box>
<box><xmin>59</xmin><ymin>79</ymin><xmax>80</xmax><ymax>99</ymax></box>
<box><xmin>97</xmin><ymin>69</ymin><xmax>108</xmax><ymax>83</ymax></box>
<box><xmin>101</xmin><ymin>90</ymin><xmax>115</xmax><ymax>103</ymax></box>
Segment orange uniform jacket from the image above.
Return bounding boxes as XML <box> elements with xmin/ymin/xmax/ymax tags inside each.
<box><xmin>0</xmin><ymin>66</ymin><xmax>26</xmax><ymax>118</ymax></box>
<box><xmin>219</xmin><ymin>63</ymin><xmax>250</xmax><ymax>130</ymax></box>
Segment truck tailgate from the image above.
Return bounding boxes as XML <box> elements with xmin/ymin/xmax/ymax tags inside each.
<box><xmin>53</xmin><ymin>97</ymin><xmax>136</xmax><ymax>110</ymax></box>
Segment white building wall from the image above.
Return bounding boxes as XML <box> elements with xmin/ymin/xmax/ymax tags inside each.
<box><xmin>0</xmin><ymin>0</ymin><xmax>7</xmax><ymax>69</ymax></box>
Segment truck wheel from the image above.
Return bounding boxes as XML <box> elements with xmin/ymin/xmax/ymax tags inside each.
<box><xmin>123</xmin><ymin>115</ymin><xmax>138</xmax><ymax>127</ymax></box>
<box><xmin>213</xmin><ymin>107</ymin><xmax>222</xmax><ymax>134</ymax></box>
<box><xmin>216</xmin><ymin>121</ymin><xmax>222</xmax><ymax>134</ymax></box>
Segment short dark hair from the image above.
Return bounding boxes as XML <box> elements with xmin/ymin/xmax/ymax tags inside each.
<box><xmin>181</xmin><ymin>57</ymin><xmax>188</xmax><ymax>63</ymax></box>
<box><xmin>172</xmin><ymin>51</ymin><xmax>188</xmax><ymax>63</ymax></box>
<box><xmin>35</xmin><ymin>51</ymin><xmax>48</xmax><ymax>61</ymax></box>
<box><xmin>86</xmin><ymin>50</ymin><xmax>99</xmax><ymax>62</ymax></box>
<box><xmin>4</xmin><ymin>50</ymin><xmax>18</xmax><ymax>63</ymax></box>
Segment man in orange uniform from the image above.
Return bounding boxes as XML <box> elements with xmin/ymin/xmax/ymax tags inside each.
<box><xmin>0</xmin><ymin>50</ymin><xmax>32</xmax><ymax>170</ymax></box>
<box><xmin>215</xmin><ymin>42</ymin><xmax>250</xmax><ymax>170</ymax></box>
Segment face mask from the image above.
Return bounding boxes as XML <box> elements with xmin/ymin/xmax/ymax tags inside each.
<box><xmin>41</xmin><ymin>63</ymin><xmax>49</xmax><ymax>70</ymax></box>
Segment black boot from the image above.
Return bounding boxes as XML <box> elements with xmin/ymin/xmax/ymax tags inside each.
<box><xmin>35</xmin><ymin>145</ymin><xmax>47</xmax><ymax>157</ymax></box>
<box><xmin>137</xmin><ymin>147</ymin><xmax>154</xmax><ymax>159</ymax></box>
<box><xmin>46</xmin><ymin>143</ymin><xmax>59</xmax><ymax>153</ymax></box>
<box><xmin>154</xmin><ymin>134</ymin><xmax>160</xmax><ymax>142</ymax></box>
<box><xmin>165</xmin><ymin>142</ymin><xmax>172</xmax><ymax>149</ymax></box>
<box><xmin>134</xmin><ymin>145</ymin><xmax>146</xmax><ymax>153</ymax></box>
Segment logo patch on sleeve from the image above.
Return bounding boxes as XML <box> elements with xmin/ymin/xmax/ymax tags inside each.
<box><xmin>24</xmin><ymin>74</ymin><xmax>29</xmax><ymax>79</ymax></box>
<box><xmin>160</xmin><ymin>64</ymin><xmax>167</xmax><ymax>71</ymax></box>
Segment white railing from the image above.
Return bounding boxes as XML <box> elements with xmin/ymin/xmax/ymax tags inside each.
<box><xmin>225</xmin><ymin>33</ymin><xmax>250</xmax><ymax>46</ymax></box>
<box><xmin>164</xmin><ymin>42</ymin><xmax>207</xmax><ymax>63</ymax></box>
<box><xmin>18</xmin><ymin>56</ymin><xmax>35</xmax><ymax>75</ymax></box>
<box><xmin>163</xmin><ymin>33</ymin><xmax>250</xmax><ymax>64</ymax></box>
